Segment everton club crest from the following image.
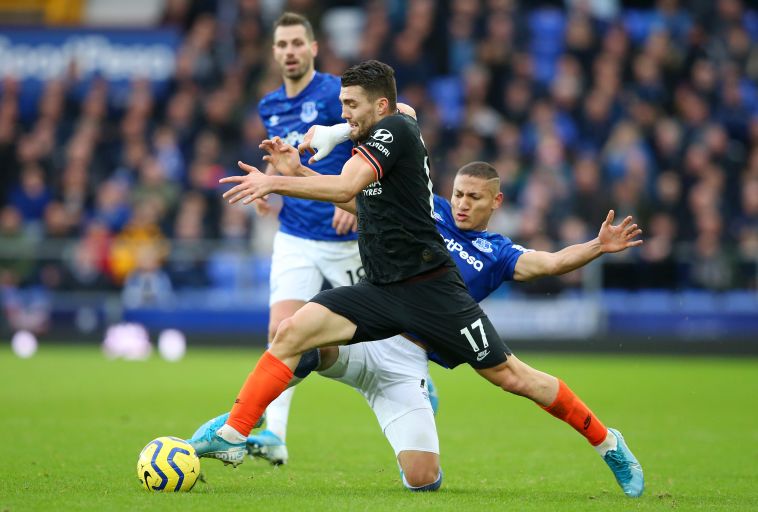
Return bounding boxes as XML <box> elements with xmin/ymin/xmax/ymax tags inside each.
<box><xmin>300</xmin><ymin>101</ymin><xmax>318</xmax><ymax>123</ymax></box>
<box><xmin>473</xmin><ymin>238</ymin><xmax>493</xmax><ymax>253</ymax></box>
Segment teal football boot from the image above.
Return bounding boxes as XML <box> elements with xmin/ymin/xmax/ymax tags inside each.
<box><xmin>188</xmin><ymin>412</ymin><xmax>261</xmax><ymax>468</ymax></box>
<box><xmin>247</xmin><ymin>429</ymin><xmax>288</xmax><ymax>465</ymax></box>
<box><xmin>603</xmin><ymin>428</ymin><xmax>644</xmax><ymax>497</ymax></box>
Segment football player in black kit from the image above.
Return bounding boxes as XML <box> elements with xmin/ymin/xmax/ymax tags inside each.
<box><xmin>190</xmin><ymin>60</ymin><xmax>643</xmax><ymax>498</ymax></box>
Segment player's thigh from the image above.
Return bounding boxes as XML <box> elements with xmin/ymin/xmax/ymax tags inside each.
<box><xmin>270</xmin><ymin>302</ymin><xmax>358</xmax><ymax>357</ymax></box>
<box><xmin>385</xmin><ymin>408</ymin><xmax>439</xmax><ymax>456</ymax></box>
<box><xmin>310</xmin><ymin>281</ymin><xmax>405</xmax><ymax>342</ymax></box>
<box><xmin>396</xmin><ymin>272</ymin><xmax>511</xmax><ymax>369</ymax></box>
<box><xmin>268</xmin><ymin>300</ymin><xmax>306</xmax><ymax>342</ymax></box>
<box><xmin>334</xmin><ymin>335</ymin><xmax>430</xmax><ymax>409</ymax></box>
<box><xmin>315</xmin><ymin>241</ymin><xmax>364</xmax><ymax>288</ymax></box>
<box><xmin>269</xmin><ymin>232</ymin><xmax>325</xmax><ymax>305</ymax></box>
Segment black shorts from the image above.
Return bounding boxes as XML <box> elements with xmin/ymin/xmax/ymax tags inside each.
<box><xmin>310</xmin><ymin>266</ymin><xmax>511</xmax><ymax>369</ymax></box>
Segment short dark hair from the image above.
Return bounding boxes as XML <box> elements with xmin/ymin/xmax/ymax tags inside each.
<box><xmin>341</xmin><ymin>60</ymin><xmax>397</xmax><ymax>111</ymax></box>
<box><xmin>273</xmin><ymin>12</ymin><xmax>315</xmax><ymax>41</ymax></box>
<box><xmin>457</xmin><ymin>161</ymin><xmax>499</xmax><ymax>181</ymax></box>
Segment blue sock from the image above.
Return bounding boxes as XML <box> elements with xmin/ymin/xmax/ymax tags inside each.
<box><xmin>293</xmin><ymin>348</ymin><xmax>321</xmax><ymax>379</ymax></box>
<box><xmin>401</xmin><ymin>470</ymin><xmax>443</xmax><ymax>492</ymax></box>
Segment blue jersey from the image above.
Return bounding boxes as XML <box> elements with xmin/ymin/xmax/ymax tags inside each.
<box><xmin>259</xmin><ymin>72</ymin><xmax>355</xmax><ymax>241</ymax></box>
<box><xmin>433</xmin><ymin>195</ymin><xmax>531</xmax><ymax>302</ymax></box>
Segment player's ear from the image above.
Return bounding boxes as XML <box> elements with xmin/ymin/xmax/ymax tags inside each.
<box><xmin>376</xmin><ymin>97</ymin><xmax>389</xmax><ymax>116</ymax></box>
<box><xmin>492</xmin><ymin>191</ymin><xmax>504</xmax><ymax>210</ymax></box>
<box><xmin>311</xmin><ymin>40</ymin><xmax>318</xmax><ymax>58</ymax></box>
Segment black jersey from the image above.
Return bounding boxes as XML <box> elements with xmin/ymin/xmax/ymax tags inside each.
<box><xmin>352</xmin><ymin>113</ymin><xmax>453</xmax><ymax>284</ymax></box>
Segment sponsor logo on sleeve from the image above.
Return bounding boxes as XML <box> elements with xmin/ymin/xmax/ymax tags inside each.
<box><xmin>511</xmin><ymin>244</ymin><xmax>535</xmax><ymax>254</ymax></box>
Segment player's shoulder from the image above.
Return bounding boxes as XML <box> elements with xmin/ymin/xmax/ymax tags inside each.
<box><xmin>375</xmin><ymin>112</ymin><xmax>416</xmax><ymax>130</ymax></box>
<box><xmin>469</xmin><ymin>231</ymin><xmax>515</xmax><ymax>257</ymax></box>
<box><xmin>432</xmin><ymin>195</ymin><xmax>452</xmax><ymax>220</ymax></box>
<box><xmin>314</xmin><ymin>71</ymin><xmax>342</xmax><ymax>88</ymax></box>
<box><xmin>368</xmin><ymin>113</ymin><xmax>417</xmax><ymax>145</ymax></box>
<box><xmin>258</xmin><ymin>86</ymin><xmax>286</xmax><ymax>112</ymax></box>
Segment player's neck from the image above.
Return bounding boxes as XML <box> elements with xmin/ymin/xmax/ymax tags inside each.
<box><xmin>284</xmin><ymin>69</ymin><xmax>316</xmax><ymax>98</ymax></box>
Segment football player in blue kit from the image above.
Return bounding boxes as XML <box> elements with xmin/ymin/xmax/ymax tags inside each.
<box><xmin>192</xmin><ymin>61</ymin><xmax>643</xmax><ymax>498</ymax></box>
<box><xmin>245</xmin><ymin>12</ymin><xmax>363</xmax><ymax>465</ymax></box>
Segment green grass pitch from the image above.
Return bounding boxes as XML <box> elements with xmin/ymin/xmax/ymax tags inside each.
<box><xmin>1</xmin><ymin>345</ymin><xmax>757</xmax><ymax>511</ymax></box>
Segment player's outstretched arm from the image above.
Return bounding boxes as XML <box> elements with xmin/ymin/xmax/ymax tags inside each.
<box><xmin>513</xmin><ymin>210</ymin><xmax>643</xmax><ymax>281</ymax></box>
<box><xmin>259</xmin><ymin>137</ymin><xmax>357</xmax><ymax>214</ymax></box>
<box><xmin>221</xmin><ymin>153</ymin><xmax>374</xmax><ymax>206</ymax></box>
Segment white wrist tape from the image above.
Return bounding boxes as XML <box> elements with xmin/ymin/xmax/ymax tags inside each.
<box><xmin>310</xmin><ymin>123</ymin><xmax>351</xmax><ymax>161</ymax></box>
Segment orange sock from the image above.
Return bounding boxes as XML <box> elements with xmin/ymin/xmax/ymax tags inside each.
<box><xmin>226</xmin><ymin>351</ymin><xmax>293</xmax><ymax>436</ymax></box>
<box><xmin>540</xmin><ymin>379</ymin><xmax>607</xmax><ymax>446</ymax></box>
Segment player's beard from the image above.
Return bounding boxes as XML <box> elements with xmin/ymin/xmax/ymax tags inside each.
<box><xmin>282</xmin><ymin>60</ymin><xmax>312</xmax><ymax>81</ymax></box>
<box><xmin>351</xmin><ymin>117</ymin><xmax>378</xmax><ymax>142</ymax></box>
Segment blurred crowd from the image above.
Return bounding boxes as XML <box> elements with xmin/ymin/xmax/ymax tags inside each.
<box><xmin>1</xmin><ymin>0</ymin><xmax>757</xmax><ymax>306</ymax></box>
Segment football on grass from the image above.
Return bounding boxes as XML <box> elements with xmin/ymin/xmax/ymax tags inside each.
<box><xmin>137</xmin><ymin>436</ymin><xmax>200</xmax><ymax>492</ymax></box>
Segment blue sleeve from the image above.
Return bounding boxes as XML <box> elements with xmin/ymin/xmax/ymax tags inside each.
<box><xmin>498</xmin><ymin>241</ymin><xmax>533</xmax><ymax>282</ymax></box>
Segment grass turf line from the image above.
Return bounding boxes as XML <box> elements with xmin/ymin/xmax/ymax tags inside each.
<box><xmin>1</xmin><ymin>346</ymin><xmax>757</xmax><ymax>511</ymax></box>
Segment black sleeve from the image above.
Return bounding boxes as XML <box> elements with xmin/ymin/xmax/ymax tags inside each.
<box><xmin>352</xmin><ymin>115</ymin><xmax>413</xmax><ymax>180</ymax></box>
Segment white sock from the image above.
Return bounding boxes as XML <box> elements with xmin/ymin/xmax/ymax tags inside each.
<box><xmin>593</xmin><ymin>429</ymin><xmax>618</xmax><ymax>457</ymax></box>
<box><xmin>265</xmin><ymin>386</ymin><xmax>295</xmax><ymax>442</ymax></box>
<box><xmin>217</xmin><ymin>424</ymin><xmax>246</xmax><ymax>444</ymax></box>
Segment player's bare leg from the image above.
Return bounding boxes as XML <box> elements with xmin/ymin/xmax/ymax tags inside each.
<box><xmin>216</xmin><ymin>303</ymin><xmax>357</xmax><ymax>443</ymax></box>
<box><xmin>397</xmin><ymin>451</ymin><xmax>441</xmax><ymax>490</ymax></box>
<box><xmin>477</xmin><ymin>356</ymin><xmax>643</xmax><ymax>497</ymax></box>
<box><xmin>248</xmin><ymin>299</ymin><xmax>305</xmax><ymax>465</ymax></box>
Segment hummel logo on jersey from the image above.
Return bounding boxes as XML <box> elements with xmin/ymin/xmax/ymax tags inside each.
<box><xmin>473</xmin><ymin>238</ymin><xmax>493</xmax><ymax>253</ymax></box>
<box><xmin>269</xmin><ymin>115</ymin><xmax>279</xmax><ymax>126</ymax></box>
<box><xmin>444</xmin><ymin>237</ymin><xmax>484</xmax><ymax>271</ymax></box>
<box><xmin>371</xmin><ymin>129</ymin><xmax>394</xmax><ymax>143</ymax></box>
<box><xmin>476</xmin><ymin>350</ymin><xmax>490</xmax><ymax>361</ymax></box>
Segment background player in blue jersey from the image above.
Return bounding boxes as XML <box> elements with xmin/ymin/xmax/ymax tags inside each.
<box><xmin>245</xmin><ymin>12</ymin><xmax>363</xmax><ymax>465</ymax></box>
<box><xmin>195</xmin><ymin>143</ymin><xmax>644</xmax><ymax>495</ymax></box>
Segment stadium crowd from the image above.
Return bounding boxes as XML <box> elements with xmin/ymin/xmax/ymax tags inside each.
<box><xmin>1</xmin><ymin>0</ymin><xmax>757</xmax><ymax>304</ymax></box>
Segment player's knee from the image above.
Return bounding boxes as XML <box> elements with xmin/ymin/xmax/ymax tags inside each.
<box><xmin>267</xmin><ymin>319</ymin><xmax>282</xmax><ymax>343</ymax></box>
<box><xmin>402</xmin><ymin>465</ymin><xmax>441</xmax><ymax>489</ymax></box>
<box><xmin>498</xmin><ymin>367</ymin><xmax>529</xmax><ymax>396</ymax></box>
<box><xmin>399</xmin><ymin>453</ymin><xmax>440</xmax><ymax>489</ymax></box>
<box><xmin>270</xmin><ymin>318</ymin><xmax>305</xmax><ymax>354</ymax></box>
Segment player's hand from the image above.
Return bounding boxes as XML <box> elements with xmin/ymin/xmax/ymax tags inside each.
<box><xmin>252</xmin><ymin>196</ymin><xmax>273</xmax><ymax>216</ymax></box>
<box><xmin>297</xmin><ymin>124</ymin><xmax>350</xmax><ymax>164</ymax></box>
<box><xmin>332</xmin><ymin>206</ymin><xmax>358</xmax><ymax>235</ymax></box>
<box><xmin>219</xmin><ymin>162</ymin><xmax>274</xmax><ymax>205</ymax></box>
<box><xmin>598</xmin><ymin>210</ymin><xmax>643</xmax><ymax>253</ymax></box>
<box><xmin>260</xmin><ymin>137</ymin><xmax>302</xmax><ymax>176</ymax></box>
